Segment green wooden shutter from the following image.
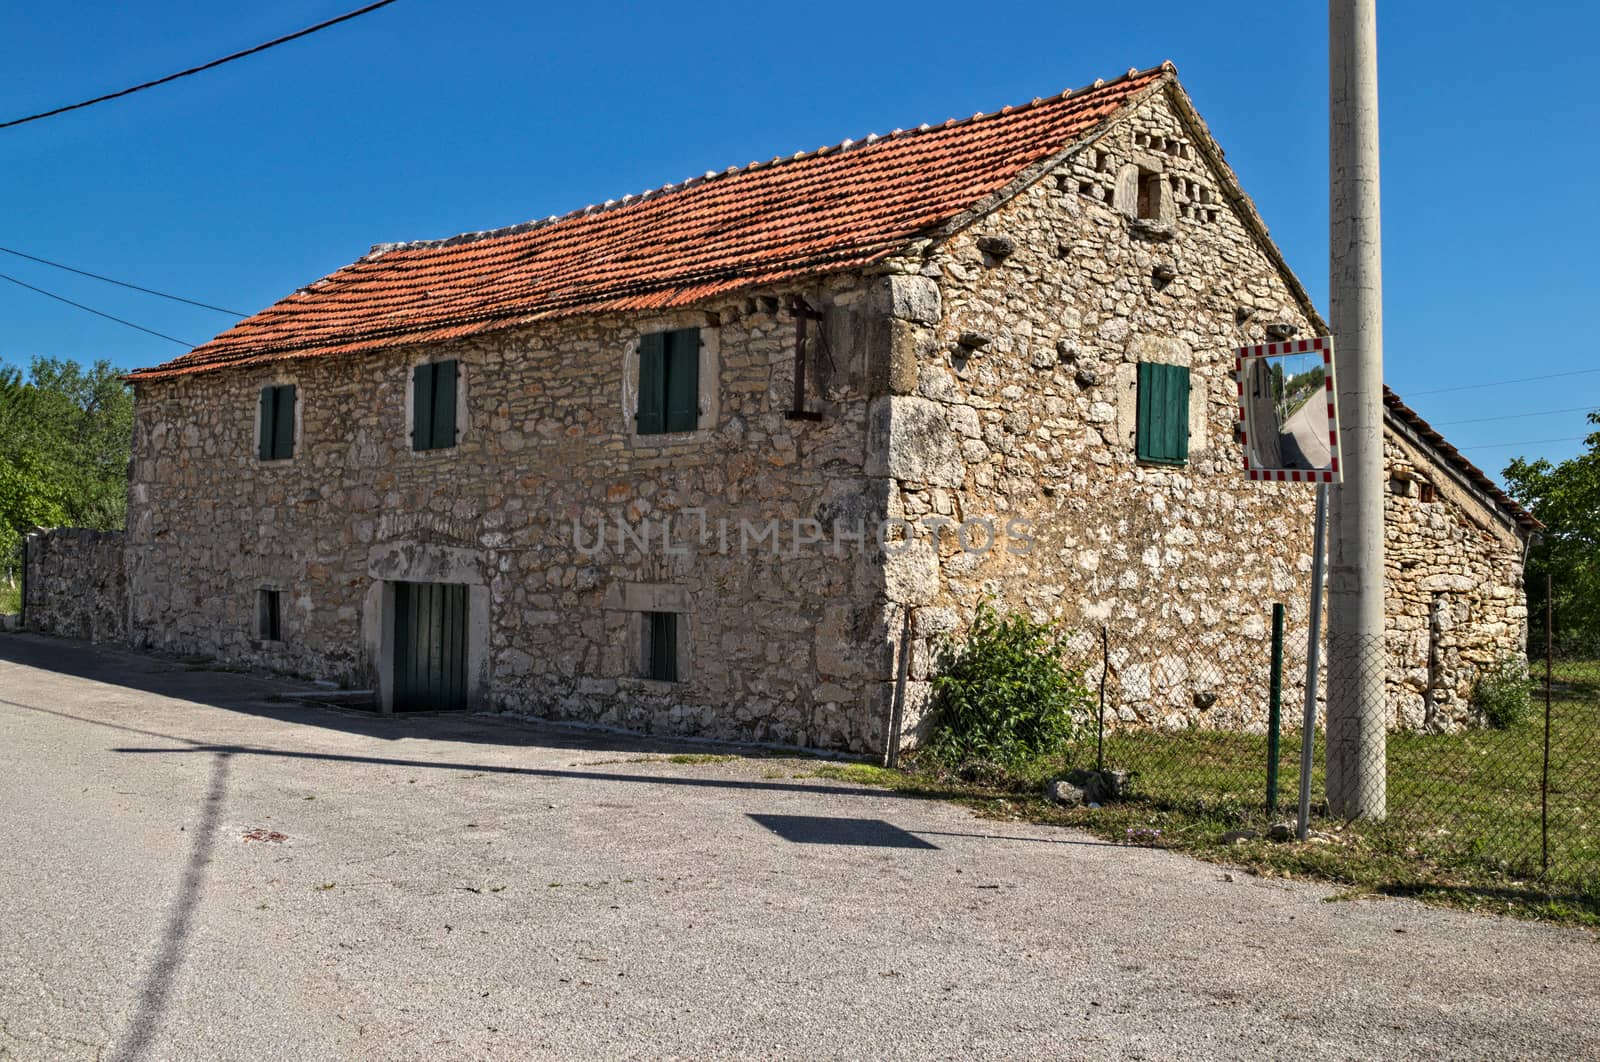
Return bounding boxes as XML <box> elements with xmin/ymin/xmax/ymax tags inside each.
<box><xmin>412</xmin><ymin>363</ymin><xmax>434</xmax><ymax>452</ymax></box>
<box><xmin>636</xmin><ymin>332</ymin><xmax>666</xmax><ymax>435</ymax></box>
<box><xmin>648</xmin><ymin>611</ymin><xmax>677</xmax><ymax>681</ymax></box>
<box><xmin>272</xmin><ymin>385</ymin><xmax>296</xmax><ymax>459</ymax></box>
<box><xmin>1170</xmin><ymin>365</ymin><xmax>1190</xmax><ymax>463</ymax></box>
<box><xmin>664</xmin><ymin>328</ymin><xmax>700</xmax><ymax>432</ymax></box>
<box><xmin>431</xmin><ymin>360</ymin><xmax>458</xmax><ymax>448</ymax></box>
<box><xmin>259</xmin><ymin>387</ymin><xmax>275</xmax><ymax>460</ymax></box>
<box><xmin>1136</xmin><ymin>363</ymin><xmax>1190</xmax><ymax>465</ymax></box>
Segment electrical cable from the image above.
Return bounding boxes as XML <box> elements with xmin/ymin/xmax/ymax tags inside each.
<box><xmin>0</xmin><ymin>245</ymin><xmax>243</xmax><ymax>315</ymax></box>
<box><xmin>1402</xmin><ymin>368</ymin><xmax>1600</xmax><ymax>397</ymax></box>
<box><xmin>1456</xmin><ymin>436</ymin><xmax>1592</xmax><ymax>451</ymax></box>
<box><xmin>0</xmin><ymin>272</ymin><xmax>193</xmax><ymax>346</ymax></box>
<box><xmin>0</xmin><ymin>0</ymin><xmax>401</xmax><ymax>131</ymax></box>
<box><xmin>1431</xmin><ymin>405</ymin><xmax>1599</xmax><ymax>427</ymax></box>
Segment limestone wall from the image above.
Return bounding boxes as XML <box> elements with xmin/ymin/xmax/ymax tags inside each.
<box><xmin>878</xmin><ymin>87</ymin><xmax>1527</xmax><ymax>738</ymax></box>
<box><xmin>123</xmin><ymin>87</ymin><xmax>1528</xmax><ymax>750</ymax></box>
<box><xmin>128</xmin><ymin>273</ymin><xmax>899</xmax><ymax>752</ymax></box>
<box><xmin>1383</xmin><ymin>434</ymin><xmax>1528</xmax><ymax>729</ymax></box>
<box><xmin>868</xmin><ymin>89</ymin><xmax>1320</xmax><ymax>739</ymax></box>
<box><xmin>23</xmin><ymin>528</ymin><xmax>128</xmax><ymax>643</ymax></box>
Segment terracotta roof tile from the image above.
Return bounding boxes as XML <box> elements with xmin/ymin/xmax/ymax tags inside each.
<box><xmin>131</xmin><ymin>65</ymin><xmax>1170</xmax><ymax>379</ymax></box>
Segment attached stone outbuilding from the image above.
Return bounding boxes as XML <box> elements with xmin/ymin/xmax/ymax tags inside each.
<box><xmin>121</xmin><ymin>62</ymin><xmax>1536</xmax><ymax>752</ymax></box>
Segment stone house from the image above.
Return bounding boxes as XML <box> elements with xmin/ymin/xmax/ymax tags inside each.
<box><xmin>122</xmin><ymin>62</ymin><xmax>1536</xmax><ymax>752</ymax></box>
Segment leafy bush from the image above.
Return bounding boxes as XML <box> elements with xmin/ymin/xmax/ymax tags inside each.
<box><xmin>1471</xmin><ymin>656</ymin><xmax>1531</xmax><ymax>730</ymax></box>
<box><xmin>922</xmin><ymin>603</ymin><xmax>1093</xmax><ymax>782</ymax></box>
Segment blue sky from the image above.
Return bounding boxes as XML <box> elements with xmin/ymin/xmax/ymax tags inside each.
<box><xmin>2</xmin><ymin>1</ymin><xmax>1595</xmax><ymax>478</ymax></box>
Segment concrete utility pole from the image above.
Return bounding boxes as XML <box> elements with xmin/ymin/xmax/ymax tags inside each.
<box><xmin>1327</xmin><ymin>0</ymin><xmax>1387</xmax><ymax>818</ymax></box>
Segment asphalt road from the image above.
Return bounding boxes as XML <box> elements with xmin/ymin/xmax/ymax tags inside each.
<box><xmin>1</xmin><ymin>633</ymin><xmax>1596</xmax><ymax>1060</ymax></box>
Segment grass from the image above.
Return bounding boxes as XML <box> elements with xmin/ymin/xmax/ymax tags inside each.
<box><xmin>793</xmin><ymin>663</ymin><xmax>1600</xmax><ymax>927</ymax></box>
<box><xmin>0</xmin><ymin>583</ymin><xmax>19</xmax><ymax>617</ymax></box>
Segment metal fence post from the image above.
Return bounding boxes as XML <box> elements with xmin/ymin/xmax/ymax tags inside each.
<box><xmin>1267</xmin><ymin>603</ymin><xmax>1285</xmax><ymax>813</ymax></box>
<box><xmin>1096</xmin><ymin>625</ymin><xmax>1108</xmax><ymax>773</ymax></box>
<box><xmin>1542</xmin><ymin>573</ymin><xmax>1552</xmax><ymax>877</ymax></box>
<box><xmin>18</xmin><ymin>532</ymin><xmax>28</xmax><ymax>630</ymax></box>
<box><xmin>1298</xmin><ymin>484</ymin><xmax>1329</xmax><ymax>841</ymax></box>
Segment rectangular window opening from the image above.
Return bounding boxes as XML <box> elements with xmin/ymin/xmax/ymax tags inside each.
<box><xmin>1135</xmin><ymin>362</ymin><xmax>1190</xmax><ymax>466</ymax></box>
<box><xmin>258</xmin><ymin>384</ymin><xmax>296</xmax><ymax>460</ymax></box>
<box><xmin>1137</xmin><ymin>174</ymin><xmax>1156</xmax><ymax>219</ymax></box>
<box><xmin>646</xmin><ymin>611</ymin><xmax>679</xmax><ymax>682</ymax></box>
<box><xmin>412</xmin><ymin>360</ymin><xmax>460</xmax><ymax>451</ymax></box>
<box><xmin>258</xmin><ymin>588</ymin><xmax>282</xmax><ymax>642</ymax></box>
<box><xmin>636</xmin><ymin>328</ymin><xmax>700</xmax><ymax>435</ymax></box>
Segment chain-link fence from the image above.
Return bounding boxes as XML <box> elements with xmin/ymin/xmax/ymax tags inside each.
<box><xmin>1065</xmin><ymin>611</ymin><xmax>1598</xmax><ymax>897</ymax></box>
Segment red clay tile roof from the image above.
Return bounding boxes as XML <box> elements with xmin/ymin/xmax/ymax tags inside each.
<box><xmin>1382</xmin><ymin>386</ymin><xmax>1541</xmax><ymax>533</ymax></box>
<box><xmin>130</xmin><ymin>64</ymin><xmax>1171</xmax><ymax>379</ymax></box>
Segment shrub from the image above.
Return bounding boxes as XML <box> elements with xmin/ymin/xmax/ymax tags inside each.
<box><xmin>922</xmin><ymin>602</ymin><xmax>1093</xmax><ymax>782</ymax></box>
<box><xmin>1471</xmin><ymin>656</ymin><xmax>1531</xmax><ymax>730</ymax></box>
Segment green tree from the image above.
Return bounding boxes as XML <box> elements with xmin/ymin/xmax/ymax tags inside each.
<box><xmin>0</xmin><ymin>357</ymin><xmax>133</xmax><ymax>575</ymax></box>
<box><xmin>1504</xmin><ymin>410</ymin><xmax>1600</xmax><ymax>649</ymax></box>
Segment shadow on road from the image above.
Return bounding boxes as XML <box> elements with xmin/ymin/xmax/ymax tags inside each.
<box><xmin>111</xmin><ymin>751</ymin><xmax>232</xmax><ymax>1062</ymax></box>
<box><xmin>0</xmin><ymin>695</ymin><xmax>971</xmax><ymax>804</ymax></box>
<box><xmin>749</xmin><ymin>814</ymin><xmax>940</xmax><ymax>849</ymax></box>
<box><xmin>0</xmin><ymin>632</ymin><xmax>803</xmax><ymax>757</ymax></box>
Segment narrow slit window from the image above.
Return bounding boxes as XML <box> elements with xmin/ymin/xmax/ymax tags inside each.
<box><xmin>258</xmin><ymin>589</ymin><xmax>282</xmax><ymax>642</ymax></box>
<box><xmin>646</xmin><ymin>611</ymin><xmax>678</xmax><ymax>681</ymax></box>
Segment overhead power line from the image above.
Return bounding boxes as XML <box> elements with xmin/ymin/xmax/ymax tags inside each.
<box><xmin>0</xmin><ymin>0</ymin><xmax>401</xmax><ymax>131</ymax></box>
<box><xmin>0</xmin><ymin>272</ymin><xmax>193</xmax><ymax>346</ymax></box>
<box><xmin>0</xmin><ymin>245</ymin><xmax>244</xmax><ymax>315</ymax></box>
<box><xmin>1431</xmin><ymin>404</ymin><xmax>1600</xmax><ymax>427</ymax></box>
<box><xmin>1403</xmin><ymin>368</ymin><xmax>1600</xmax><ymax>397</ymax></box>
<box><xmin>1457</xmin><ymin>435</ymin><xmax>1592</xmax><ymax>451</ymax></box>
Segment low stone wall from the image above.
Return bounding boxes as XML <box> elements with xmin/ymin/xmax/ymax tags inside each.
<box><xmin>23</xmin><ymin>529</ymin><xmax>128</xmax><ymax>643</ymax></box>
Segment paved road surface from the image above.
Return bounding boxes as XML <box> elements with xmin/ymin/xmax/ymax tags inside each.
<box><xmin>2</xmin><ymin>633</ymin><xmax>1596</xmax><ymax>1060</ymax></box>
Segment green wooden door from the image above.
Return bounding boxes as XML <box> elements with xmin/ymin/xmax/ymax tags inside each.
<box><xmin>393</xmin><ymin>581</ymin><xmax>468</xmax><ymax>711</ymax></box>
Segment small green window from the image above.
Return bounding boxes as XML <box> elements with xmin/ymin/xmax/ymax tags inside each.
<box><xmin>1135</xmin><ymin>362</ymin><xmax>1190</xmax><ymax>466</ymax></box>
<box><xmin>412</xmin><ymin>360</ymin><xmax>459</xmax><ymax>451</ymax></box>
<box><xmin>258</xmin><ymin>588</ymin><xmax>282</xmax><ymax>641</ymax></box>
<box><xmin>258</xmin><ymin>384</ymin><xmax>296</xmax><ymax>461</ymax></box>
<box><xmin>636</xmin><ymin>328</ymin><xmax>700</xmax><ymax>435</ymax></box>
<box><xmin>646</xmin><ymin>611</ymin><xmax>678</xmax><ymax>681</ymax></box>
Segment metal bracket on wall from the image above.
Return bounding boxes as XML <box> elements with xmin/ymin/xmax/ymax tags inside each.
<box><xmin>786</xmin><ymin>296</ymin><xmax>825</xmax><ymax>421</ymax></box>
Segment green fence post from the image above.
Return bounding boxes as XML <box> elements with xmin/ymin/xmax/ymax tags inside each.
<box><xmin>1267</xmin><ymin>603</ymin><xmax>1285</xmax><ymax>813</ymax></box>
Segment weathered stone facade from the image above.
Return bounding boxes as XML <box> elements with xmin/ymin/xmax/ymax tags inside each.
<box><xmin>1382</xmin><ymin>424</ymin><xmax>1530</xmax><ymax>729</ymax></box>
<box><xmin>869</xmin><ymin>90</ymin><xmax>1532</xmax><ymax>739</ymax></box>
<box><xmin>129</xmin><ymin>279</ymin><xmax>902</xmax><ymax>751</ymax></box>
<box><xmin>22</xmin><ymin>528</ymin><xmax>128</xmax><ymax>643</ymax></box>
<box><xmin>120</xmin><ymin>77</ymin><xmax>1531</xmax><ymax>750</ymax></box>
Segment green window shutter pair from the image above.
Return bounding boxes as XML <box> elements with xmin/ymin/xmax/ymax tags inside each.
<box><xmin>1135</xmin><ymin>362</ymin><xmax>1190</xmax><ymax>465</ymax></box>
<box><xmin>258</xmin><ymin>385</ymin><xmax>296</xmax><ymax>460</ymax></box>
<box><xmin>412</xmin><ymin>360</ymin><xmax>459</xmax><ymax>451</ymax></box>
<box><xmin>636</xmin><ymin>328</ymin><xmax>700</xmax><ymax>435</ymax></box>
<box><xmin>647</xmin><ymin>611</ymin><xmax>678</xmax><ymax>681</ymax></box>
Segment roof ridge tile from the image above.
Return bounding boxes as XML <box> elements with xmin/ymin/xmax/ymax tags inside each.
<box><xmin>364</xmin><ymin>63</ymin><xmax>1172</xmax><ymax>258</ymax></box>
<box><xmin>135</xmin><ymin>62</ymin><xmax>1174</xmax><ymax>378</ymax></box>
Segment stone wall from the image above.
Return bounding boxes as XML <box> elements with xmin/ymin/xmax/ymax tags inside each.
<box><xmin>875</xmin><ymin>89</ymin><xmax>1322</xmax><ymax>739</ymax></box>
<box><xmin>127</xmin><ymin>273</ymin><xmax>901</xmax><ymax>752</ymax></box>
<box><xmin>123</xmin><ymin>86</ymin><xmax>1528</xmax><ymax>751</ymax></box>
<box><xmin>873</xmin><ymin>87</ymin><xmax>1528</xmax><ymax>740</ymax></box>
<box><xmin>1383</xmin><ymin>433</ymin><xmax>1528</xmax><ymax>729</ymax></box>
<box><xmin>23</xmin><ymin>528</ymin><xmax>128</xmax><ymax>643</ymax></box>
